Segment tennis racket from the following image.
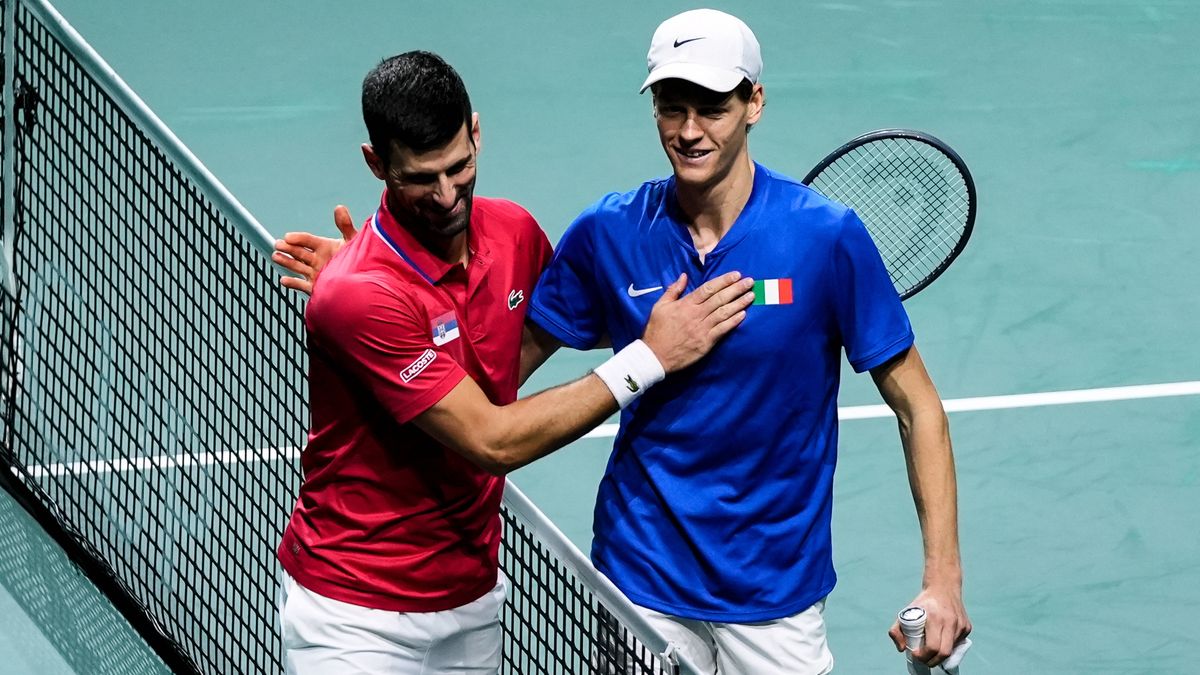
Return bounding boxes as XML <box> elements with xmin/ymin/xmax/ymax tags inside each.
<box><xmin>802</xmin><ymin>129</ymin><xmax>976</xmax><ymax>300</ymax></box>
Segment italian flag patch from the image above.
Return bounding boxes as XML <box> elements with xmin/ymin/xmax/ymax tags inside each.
<box><xmin>753</xmin><ymin>278</ymin><xmax>793</xmax><ymax>305</ymax></box>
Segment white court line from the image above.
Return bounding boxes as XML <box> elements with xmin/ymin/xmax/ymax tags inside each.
<box><xmin>582</xmin><ymin>380</ymin><xmax>1200</xmax><ymax>438</ymax></box>
<box><xmin>22</xmin><ymin>446</ymin><xmax>302</xmax><ymax>479</ymax></box>
<box><xmin>17</xmin><ymin>381</ymin><xmax>1200</xmax><ymax>474</ymax></box>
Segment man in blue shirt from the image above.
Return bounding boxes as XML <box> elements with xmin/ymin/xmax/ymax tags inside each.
<box><xmin>279</xmin><ymin>10</ymin><xmax>970</xmax><ymax>673</ymax></box>
<box><xmin>524</xmin><ymin>10</ymin><xmax>971</xmax><ymax>672</ymax></box>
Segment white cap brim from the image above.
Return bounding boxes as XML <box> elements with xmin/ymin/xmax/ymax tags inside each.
<box><xmin>639</xmin><ymin>62</ymin><xmax>747</xmax><ymax>94</ymax></box>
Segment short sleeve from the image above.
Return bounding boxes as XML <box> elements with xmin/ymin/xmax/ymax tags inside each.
<box><xmin>832</xmin><ymin>209</ymin><xmax>915</xmax><ymax>372</ymax></box>
<box><xmin>527</xmin><ymin>205</ymin><xmax>607</xmax><ymax>350</ymax></box>
<box><xmin>528</xmin><ymin>216</ymin><xmax>554</xmax><ymax>277</ymax></box>
<box><xmin>307</xmin><ymin>279</ymin><xmax>467</xmax><ymax>424</ymax></box>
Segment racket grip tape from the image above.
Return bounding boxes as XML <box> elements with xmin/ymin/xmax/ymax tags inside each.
<box><xmin>898</xmin><ymin>606</ymin><xmax>932</xmax><ymax>675</ymax></box>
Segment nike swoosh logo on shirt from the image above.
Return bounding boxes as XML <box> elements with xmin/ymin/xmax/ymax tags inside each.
<box><xmin>627</xmin><ymin>283</ymin><xmax>664</xmax><ymax>297</ymax></box>
<box><xmin>673</xmin><ymin>37</ymin><xmax>705</xmax><ymax>48</ymax></box>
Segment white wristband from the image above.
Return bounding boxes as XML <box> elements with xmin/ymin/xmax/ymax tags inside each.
<box><xmin>593</xmin><ymin>339</ymin><xmax>666</xmax><ymax>409</ymax></box>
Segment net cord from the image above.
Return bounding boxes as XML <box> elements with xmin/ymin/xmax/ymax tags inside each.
<box><xmin>18</xmin><ymin>0</ymin><xmax>276</xmax><ymax>256</ymax></box>
<box><xmin>1</xmin><ymin>0</ymin><xmax>16</xmax><ymax>294</ymax></box>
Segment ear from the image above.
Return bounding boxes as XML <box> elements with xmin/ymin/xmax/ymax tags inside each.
<box><xmin>470</xmin><ymin>112</ymin><xmax>482</xmax><ymax>156</ymax></box>
<box><xmin>362</xmin><ymin>143</ymin><xmax>388</xmax><ymax>181</ymax></box>
<box><xmin>746</xmin><ymin>83</ymin><xmax>766</xmax><ymax>126</ymax></box>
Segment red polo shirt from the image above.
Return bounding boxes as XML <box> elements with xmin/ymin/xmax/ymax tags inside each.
<box><xmin>278</xmin><ymin>193</ymin><xmax>552</xmax><ymax>612</ymax></box>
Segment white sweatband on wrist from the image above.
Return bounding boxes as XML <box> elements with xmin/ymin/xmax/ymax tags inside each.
<box><xmin>593</xmin><ymin>339</ymin><xmax>665</xmax><ymax>409</ymax></box>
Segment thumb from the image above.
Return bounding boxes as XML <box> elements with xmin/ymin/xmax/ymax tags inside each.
<box><xmin>333</xmin><ymin>205</ymin><xmax>359</xmax><ymax>242</ymax></box>
<box><xmin>655</xmin><ymin>273</ymin><xmax>687</xmax><ymax>304</ymax></box>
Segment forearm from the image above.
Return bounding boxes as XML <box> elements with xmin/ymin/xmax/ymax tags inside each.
<box><xmin>898</xmin><ymin>405</ymin><xmax>962</xmax><ymax>586</ymax></box>
<box><xmin>486</xmin><ymin>374</ymin><xmax>616</xmax><ymax>473</ymax></box>
<box><xmin>416</xmin><ymin>373</ymin><xmax>617</xmax><ymax>476</ymax></box>
<box><xmin>873</xmin><ymin>346</ymin><xmax>963</xmax><ymax>587</ymax></box>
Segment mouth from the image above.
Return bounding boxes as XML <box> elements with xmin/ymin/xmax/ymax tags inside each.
<box><xmin>673</xmin><ymin>147</ymin><xmax>712</xmax><ymax>164</ymax></box>
<box><xmin>427</xmin><ymin>199</ymin><xmax>465</xmax><ymax>220</ymax></box>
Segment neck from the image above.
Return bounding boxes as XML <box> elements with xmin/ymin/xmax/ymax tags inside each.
<box><xmin>674</xmin><ymin>155</ymin><xmax>756</xmax><ymax>254</ymax></box>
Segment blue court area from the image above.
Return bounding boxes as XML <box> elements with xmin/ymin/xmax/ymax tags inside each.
<box><xmin>2</xmin><ymin>0</ymin><xmax>1198</xmax><ymax>672</ymax></box>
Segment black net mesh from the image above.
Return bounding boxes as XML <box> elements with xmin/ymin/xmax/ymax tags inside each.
<box><xmin>805</xmin><ymin>136</ymin><xmax>972</xmax><ymax>299</ymax></box>
<box><xmin>499</xmin><ymin>505</ymin><xmax>677</xmax><ymax>674</ymax></box>
<box><xmin>0</xmin><ymin>2</ymin><xmax>677</xmax><ymax>673</ymax></box>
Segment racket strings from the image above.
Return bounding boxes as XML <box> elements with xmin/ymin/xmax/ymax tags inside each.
<box><xmin>808</xmin><ymin>137</ymin><xmax>970</xmax><ymax>297</ymax></box>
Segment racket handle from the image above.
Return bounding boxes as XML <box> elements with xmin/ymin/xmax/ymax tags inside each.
<box><xmin>898</xmin><ymin>606</ymin><xmax>932</xmax><ymax>675</ymax></box>
<box><xmin>898</xmin><ymin>607</ymin><xmax>973</xmax><ymax>674</ymax></box>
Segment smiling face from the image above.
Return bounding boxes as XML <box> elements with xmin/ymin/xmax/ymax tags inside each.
<box><xmin>652</xmin><ymin>78</ymin><xmax>763</xmax><ymax>192</ymax></box>
<box><xmin>364</xmin><ymin>115</ymin><xmax>481</xmax><ymax>247</ymax></box>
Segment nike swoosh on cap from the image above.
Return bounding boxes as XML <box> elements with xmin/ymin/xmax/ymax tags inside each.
<box><xmin>673</xmin><ymin>37</ymin><xmax>705</xmax><ymax>48</ymax></box>
<box><xmin>627</xmin><ymin>283</ymin><xmax>664</xmax><ymax>298</ymax></box>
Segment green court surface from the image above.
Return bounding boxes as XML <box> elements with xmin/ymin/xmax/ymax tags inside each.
<box><xmin>3</xmin><ymin>0</ymin><xmax>1199</xmax><ymax>672</ymax></box>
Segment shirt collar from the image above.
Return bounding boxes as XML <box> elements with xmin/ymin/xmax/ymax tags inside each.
<box><xmin>370</xmin><ymin>192</ymin><xmax>491</xmax><ymax>285</ymax></box>
<box><xmin>663</xmin><ymin>161</ymin><xmax>770</xmax><ymax>257</ymax></box>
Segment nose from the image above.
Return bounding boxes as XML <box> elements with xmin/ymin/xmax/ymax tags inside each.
<box><xmin>679</xmin><ymin>112</ymin><xmax>704</xmax><ymax>143</ymax></box>
<box><xmin>431</xmin><ymin>174</ymin><xmax>458</xmax><ymax>210</ymax></box>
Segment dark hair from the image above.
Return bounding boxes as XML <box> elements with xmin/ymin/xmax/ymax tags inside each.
<box><xmin>730</xmin><ymin>78</ymin><xmax>754</xmax><ymax>102</ymax></box>
<box><xmin>361</xmin><ymin>51</ymin><xmax>472</xmax><ymax>164</ymax></box>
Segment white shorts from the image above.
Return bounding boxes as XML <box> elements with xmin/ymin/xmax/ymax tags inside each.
<box><xmin>277</xmin><ymin>572</ymin><xmax>507</xmax><ymax>675</ymax></box>
<box><xmin>633</xmin><ymin>599</ymin><xmax>834</xmax><ymax>675</ymax></box>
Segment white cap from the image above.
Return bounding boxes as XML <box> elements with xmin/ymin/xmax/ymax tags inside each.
<box><xmin>640</xmin><ymin>9</ymin><xmax>762</xmax><ymax>94</ymax></box>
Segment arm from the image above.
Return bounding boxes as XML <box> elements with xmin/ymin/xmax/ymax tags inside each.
<box><xmin>874</xmin><ymin>345</ymin><xmax>972</xmax><ymax>666</ymax></box>
<box><xmin>420</xmin><ymin>271</ymin><xmax>753</xmax><ymax>475</ymax></box>
<box><xmin>272</xmin><ymin>205</ymin><xmax>358</xmax><ymax>294</ymax></box>
<box><xmin>519</xmin><ymin>320</ymin><xmax>562</xmax><ymax>387</ymax></box>
<box><xmin>518</xmin><ymin>320</ymin><xmax>614</xmax><ymax>386</ymax></box>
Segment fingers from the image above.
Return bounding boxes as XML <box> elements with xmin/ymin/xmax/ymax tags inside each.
<box><xmin>911</xmin><ymin>614</ymin><xmax>969</xmax><ymax>666</ymax></box>
<box><xmin>705</xmin><ymin>288</ymin><xmax>754</xmax><ymax>337</ymax></box>
<box><xmin>654</xmin><ymin>274</ymin><xmax>688</xmax><ymax>305</ymax></box>
<box><xmin>282</xmin><ymin>231</ymin><xmax>326</xmax><ymax>250</ymax></box>
<box><xmin>272</xmin><ymin>247</ymin><xmax>313</xmax><ymax>271</ymax></box>
<box><xmin>923</xmin><ymin>617</ymin><xmax>957</xmax><ymax>666</ymax></box>
<box><xmin>333</xmin><ymin>205</ymin><xmax>358</xmax><ymax>242</ymax></box>
<box><xmin>689</xmin><ymin>271</ymin><xmax>743</xmax><ymax>304</ymax></box>
<box><xmin>707</xmin><ymin>305</ymin><xmax>747</xmax><ymax>338</ymax></box>
<box><xmin>279</xmin><ymin>275</ymin><xmax>314</xmax><ymax>295</ymax></box>
<box><xmin>701</xmin><ymin>276</ymin><xmax>755</xmax><ymax>318</ymax></box>
<box><xmin>887</xmin><ymin>623</ymin><xmax>905</xmax><ymax>652</ymax></box>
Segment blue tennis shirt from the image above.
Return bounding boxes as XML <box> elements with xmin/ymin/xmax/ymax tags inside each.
<box><xmin>528</xmin><ymin>163</ymin><xmax>914</xmax><ymax>622</ymax></box>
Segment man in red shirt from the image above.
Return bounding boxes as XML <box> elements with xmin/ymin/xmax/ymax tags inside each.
<box><xmin>275</xmin><ymin>51</ymin><xmax>753</xmax><ymax>674</ymax></box>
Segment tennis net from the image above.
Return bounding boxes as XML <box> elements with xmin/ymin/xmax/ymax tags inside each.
<box><xmin>0</xmin><ymin>0</ymin><xmax>687</xmax><ymax>673</ymax></box>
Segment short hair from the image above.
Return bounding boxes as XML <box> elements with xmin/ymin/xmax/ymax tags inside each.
<box><xmin>730</xmin><ymin>78</ymin><xmax>754</xmax><ymax>103</ymax></box>
<box><xmin>361</xmin><ymin>51</ymin><xmax>472</xmax><ymax>164</ymax></box>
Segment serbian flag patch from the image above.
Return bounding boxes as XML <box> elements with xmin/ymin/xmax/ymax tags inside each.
<box><xmin>431</xmin><ymin>311</ymin><xmax>460</xmax><ymax>346</ymax></box>
<box><xmin>753</xmin><ymin>278</ymin><xmax>793</xmax><ymax>305</ymax></box>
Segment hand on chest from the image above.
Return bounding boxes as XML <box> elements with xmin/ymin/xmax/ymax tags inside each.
<box><xmin>608</xmin><ymin>244</ymin><xmax>825</xmax><ymax>351</ymax></box>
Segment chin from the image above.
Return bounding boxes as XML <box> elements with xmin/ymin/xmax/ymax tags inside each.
<box><xmin>432</xmin><ymin>212</ymin><xmax>470</xmax><ymax>238</ymax></box>
<box><xmin>673</xmin><ymin>166</ymin><xmax>716</xmax><ymax>189</ymax></box>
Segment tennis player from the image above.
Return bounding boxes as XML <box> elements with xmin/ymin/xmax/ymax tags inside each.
<box><xmin>274</xmin><ymin>50</ymin><xmax>754</xmax><ymax>675</ymax></box>
<box><xmin>522</xmin><ymin>10</ymin><xmax>971</xmax><ymax>672</ymax></box>
<box><xmin>278</xmin><ymin>12</ymin><xmax>972</xmax><ymax>672</ymax></box>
